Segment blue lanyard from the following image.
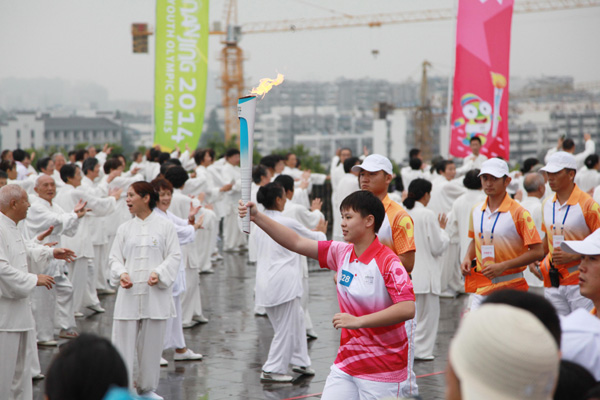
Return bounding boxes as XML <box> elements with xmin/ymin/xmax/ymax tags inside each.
<box><xmin>552</xmin><ymin>202</ymin><xmax>571</xmax><ymax>233</ymax></box>
<box><xmin>480</xmin><ymin>211</ymin><xmax>501</xmax><ymax>241</ymax></box>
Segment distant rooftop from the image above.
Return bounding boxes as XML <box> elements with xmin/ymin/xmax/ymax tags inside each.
<box><xmin>44</xmin><ymin>116</ymin><xmax>120</xmax><ymax>131</ymax></box>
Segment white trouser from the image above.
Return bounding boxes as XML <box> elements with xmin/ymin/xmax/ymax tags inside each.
<box><xmin>441</xmin><ymin>243</ymin><xmax>463</xmax><ymax>293</ymax></box>
<box><xmin>188</xmin><ymin>210</ymin><xmax>216</xmax><ymax>272</ymax></box>
<box><xmin>112</xmin><ymin>319</ymin><xmax>166</xmax><ymax>393</ymax></box>
<box><xmin>544</xmin><ymin>285</ymin><xmax>594</xmax><ymax>316</ymax></box>
<box><xmin>68</xmin><ymin>257</ymin><xmax>100</xmax><ymax>312</ymax></box>
<box><xmin>0</xmin><ymin>330</ymin><xmax>33</xmax><ymax>400</ymax></box>
<box><xmin>403</xmin><ymin>314</ymin><xmax>418</xmax><ymax>396</ymax></box>
<box><xmin>262</xmin><ymin>297</ymin><xmax>310</xmax><ymax>374</ymax></box>
<box><xmin>163</xmin><ymin>294</ymin><xmax>185</xmax><ymax>350</ymax></box>
<box><xmin>299</xmin><ymin>257</ymin><xmax>314</xmax><ymax>332</ymax></box>
<box><xmin>414</xmin><ymin>293</ymin><xmax>440</xmax><ymax>359</ymax></box>
<box><xmin>30</xmin><ymin>336</ymin><xmax>41</xmax><ymax>376</ymax></box>
<box><xmin>94</xmin><ymin>243</ymin><xmax>109</xmax><ymax>291</ymax></box>
<box><xmin>321</xmin><ymin>365</ymin><xmax>412</xmax><ymax>400</ymax></box>
<box><xmin>223</xmin><ymin>212</ymin><xmax>246</xmax><ymax>251</ymax></box>
<box><xmin>32</xmin><ymin>274</ymin><xmax>75</xmax><ymax>341</ymax></box>
<box><xmin>181</xmin><ymin>268</ymin><xmax>203</xmax><ymax>324</ymax></box>
<box><xmin>248</xmin><ymin>230</ymin><xmax>257</xmax><ymax>263</ymax></box>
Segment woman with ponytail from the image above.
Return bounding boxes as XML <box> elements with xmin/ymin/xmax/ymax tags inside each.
<box><xmin>575</xmin><ymin>154</ymin><xmax>599</xmax><ymax>193</ymax></box>
<box><xmin>254</xmin><ymin>182</ymin><xmax>326</xmax><ymax>383</ymax></box>
<box><xmin>403</xmin><ymin>178</ymin><xmax>449</xmax><ymax>361</ymax></box>
<box><xmin>109</xmin><ymin>181</ymin><xmax>181</xmax><ymax>399</ymax></box>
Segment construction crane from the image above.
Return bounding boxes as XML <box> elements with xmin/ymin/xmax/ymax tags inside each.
<box><xmin>210</xmin><ymin>0</ymin><xmax>600</xmax><ymax>142</ymax></box>
<box><xmin>415</xmin><ymin>61</ymin><xmax>433</xmax><ymax>162</ymax></box>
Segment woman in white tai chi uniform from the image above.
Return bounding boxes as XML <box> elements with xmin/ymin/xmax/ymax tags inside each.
<box><xmin>109</xmin><ymin>181</ymin><xmax>180</xmax><ymax>400</ymax></box>
<box><xmin>151</xmin><ymin>178</ymin><xmax>204</xmax><ymax>365</ymax></box>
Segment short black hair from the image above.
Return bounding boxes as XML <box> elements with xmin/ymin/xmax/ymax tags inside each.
<box><xmin>164</xmin><ymin>165</ymin><xmax>189</xmax><ymax>189</ymax></box>
<box><xmin>0</xmin><ymin>170</ymin><xmax>7</xmax><ymax>179</ymax></box>
<box><xmin>463</xmin><ymin>169</ymin><xmax>482</xmax><ymax>190</ymax></box>
<box><xmin>562</xmin><ymin>138</ymin><xmax>575</xmax><ymax>151</ymax></box>
<box><xmin>554</xmin><ymin>360</ymin><xmax>597</xmax><ymax>400</ymax></box>
<box><xmin>340</xmin><ymin>190</ymin><xmax>385</xmax><ymax>234</ymax></box>
<box><xmin>103</xmin><ymin>158</ymin><xmax>122</xmax><ymax>174</ymax></box>
<box><xmin>256</xmin><ymin>182</ymin><xmax>284</xmax><ymax>210</ymax></box>
<box><xmin>470</xmin><ymin>136</ymin><xmax>482</xmax><ymax>144</ymax></box>
<box><xmin>483</xmin><ymin>290</ymin><xmax>561</xmax><ymax>346</ymax></box>
<box><xmin>0</xmin><ymin>160</ymin><xmax>15</xmax><ymax>172</ymax></box>
<box><xmin>60</xmin><ymin>164</ymin><xmax>78</xmax><ymax>183</ymax></box>
<box><xmin>160</xmin><ymin>159</ymin><xmax>180</xmax><ymax>177</ymax></box>
<box><xmin>409</xmin><ymin>148</ymin><xmax>421</xmax><ymax>159</ymax></box>
<box><xmin>274</xmin><ymin>174</ymin><xmax>294</xmax><ymax>193</ymax></box>
<box><xmin>409</xmin><ymin>157</ymin><xmax>422</xmax><ymax>171</ymax></box>
<box><xmin>194</xmin><ymin>148</ymin><xmax>215</xmax><ymax>165</ymax></box>
<box><xmin>158</xmin><ymin>152</ymin><xmax>171</xmax><ymax>165</ymax></box>
<box><xmin>225</xmin><ymin>148</ymin><xmax>240</xmax><ymax>158</ymax></box>
<box><xmin>252</xmin><ymin>165</ymin><xmax>269</xmax><ymax>184</ymax></box>
<box><xmin>45</xmin><ymin>333</ymin><xmax>128</xmax><ymax>400</ymax></box>
<box><xmin>343</xmin><ymin>157</ymin><xmax>360</xmax><ymax>174</ymax></box>
<box><xmin>260</xmin><ymin>155</ymin><xmax>281</xmax><ymax>170</ymax></box>
<box><xmin>521</xmin><ymin>158</ymin><xmax>540</xmax><ymax>174</ymax></box>
<box><xmin>585</xmin><ymin>154</ymin><xmax>599</xmax><ymax>170</ymax></box>
<box><xmin>435</xmin><ymin>159</ymin><xmax>453</xmax><ymax>174</ymax></box>
<box><xmin>75</xmin><ymin>149</ymin><xmax>88</xmax><ymax>162</ymax></box>
<box><xmin>13</xmin><ymin>149</ymin><xmax>26</xmax><ymax>162</ymax></box>
<box><xmin>148</xmin><ymin>148</ymin><xmax>161</xmax><ymax>162</ymax></box>
<box><xmin>82</xmin><ymin>157</ymin><xmax>99</xmax><ymax>176</ymax></box>
<box><xmin>37</xmin><ymin>157</ymin><xmax>53</xmax><ymax>172</ymax></box>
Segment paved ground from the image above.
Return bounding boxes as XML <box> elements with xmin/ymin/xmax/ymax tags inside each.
<box><xmin>33</xmin><ymin>251</ymin><xmax>468</xmax><ymax>400</ymax></box>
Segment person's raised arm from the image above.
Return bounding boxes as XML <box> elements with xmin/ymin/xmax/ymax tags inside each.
<box><xmin>239</xmin><ymin>200</ymin><xmax>319</xmax><ymax>259</ymax></box>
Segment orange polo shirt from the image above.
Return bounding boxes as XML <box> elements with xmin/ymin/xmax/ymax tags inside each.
<box><xmin>377</xmin><ymin>194</ymin><xmax>416</xmax><ymax>258</ymax></box>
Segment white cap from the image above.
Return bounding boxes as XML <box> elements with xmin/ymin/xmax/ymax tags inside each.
<box><xmin>478</xmin><ymin>158</ymin><xmax>509</xmax><ymax>178</ymax></box>
<box><xmin>561</xmin><ymin>228</ymin><xmax>600</xmax><ymax>256</ymax></box>
<box><xmin>351</xmin><ymin>154</ymin><xmax>393</xmax><ymax>175</ymax></box>
<box><xmin>540</xmin><ymin>151</ymin><xmax>578</xmax><ymax>173</ymax></box>
<box><xmin>450</xmin><ymin>304</ymin><xmax>559</xmax><ymax>400</ymax></box>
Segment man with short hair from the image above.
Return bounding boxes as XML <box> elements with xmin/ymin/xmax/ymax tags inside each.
<box><xmin>545</xmin><ymin>133</ymin><xmax>595</xmax><ymax>169</ymax></box>
<box><xmin>559</xmin><ymin>228</ymin><xmax>600</xmax><ymax>380</ymax></box>
<box><xmin>13</xmin><ymin>149</ymin><xmax>29</xmax><ymax>181</ymax></box>
<box><xmin>51</xmin><ymin>153</ymin><xmax>66</xmax><ymax>189</ymax></box>
<box><xmin>456</xmin><ymin>136</ymin><xmax>488</xmax><ymax>176</ymax></box>
<box><xmin>521</xmin><ymin>172</ymin><xmax>547</xmax><ymax>294</ymax></box>
<box><xmin>352</xmin><ymin>154</ymin><xmax>418</xmax><ymax>394</ymax></box>
<box><xmin>460</xmin><ymin>158</ymin><xmax>544</xmax><ymax>311</ymax></box>
<box><xmin>0</xmin><ymin>184</ymin><xmax>74</xmax><ymax>400</ymax></box>
<box><xmin>538</xmin><ymin>152</ymin><xmax>600</xmax><ymax>315</ymax></box>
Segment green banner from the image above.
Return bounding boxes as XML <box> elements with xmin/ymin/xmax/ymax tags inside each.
<box><xmin>154</xmin><ymin>0</ymin><xmax>209</xmax><ymax>151</ymax></box>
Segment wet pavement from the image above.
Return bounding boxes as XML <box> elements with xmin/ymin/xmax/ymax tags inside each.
<box><xmin>33</xmin><ymin>251</ymin><xmax>468</xmax><ymax>400</ymax></box>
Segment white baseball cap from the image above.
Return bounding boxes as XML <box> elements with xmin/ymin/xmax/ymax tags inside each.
<box><xmin>540</xmin><ymin>151</ymin><xmax>578</xmax><ymax>173</ymax></box>
<box><xmin>561</xmin><ymin>228</ymin><xmax>600</xmax><ymax>256</ymax></box>
<box><xmin>478</xmin><ymin>158</ymin><xmax>509</xmax><ymax>178</ymax></box>
<box><xmin>450</xmin><ymin>304</ymin><xmax>559</xmax><ymax>400</ymax></box>
<box><xmin>351</xmin><ymin>154</ymin><xmax>393</xmax><ymax>175</ymax></box>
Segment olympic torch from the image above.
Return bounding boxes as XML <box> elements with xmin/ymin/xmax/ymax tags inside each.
<box><xmin>238</xmin><ymin>95</ymin><xmax>257</xmax><ymax>234</ymax></box>
<box><xmin>490</xmin><ymin>72</ymin><xmax>507</xmax><ymax>140</ymax></box>
<box><xmin>239</xmin><ymin>73</ymin><xmax>285</xmax><ymax>234</ymax></box>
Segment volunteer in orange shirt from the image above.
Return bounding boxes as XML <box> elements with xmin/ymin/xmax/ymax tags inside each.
<box><xmin>539</xmin><ymin>151</ymin><xmax>600</xmax><ymax>315</ymax></box>
<box><xmin>460</xmin><ymin>158</ymin><xmax>544</xmax><ymax>311</ymax></box>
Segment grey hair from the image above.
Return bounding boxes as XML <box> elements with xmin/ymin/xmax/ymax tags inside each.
<box><xmin>0</xmin><ymin>184</ymin><xmax>26</xmax><ymax>210</ymax></box>
<box><xmin>35</xmin><ymin>174</ymin><xmax>55</xmax><ymax>188</ymax></box>
<box><xmin>523</xmin><ymin>172</ymin><xmax>545</xmax><ymax>194</ymax></box>
<box><xmin>52</xmin><ymin>153</ymin><xmax>65</xmax><ymax>162</ymax></box>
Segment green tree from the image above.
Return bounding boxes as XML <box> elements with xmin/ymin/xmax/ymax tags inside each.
<box><xmin>272</xmin><ymin>144</ymin><xmax>325</xmax><ymax>174</ymax></box>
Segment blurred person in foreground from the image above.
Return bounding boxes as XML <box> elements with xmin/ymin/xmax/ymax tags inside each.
<box><xmin>446</xmin><ymin>304</ymin><xmax>560</xmax><ymax>400</ymax></box>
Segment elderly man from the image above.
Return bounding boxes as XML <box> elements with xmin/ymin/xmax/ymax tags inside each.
<box><xmin>0</xmin><ymin>184</ymin><xmax>75</xmax><ymax>400</ymax></box>
<box><xmin>26</xmin><ymin>175</ymin><xmax>89</xmax><ymax>342</ymax></box>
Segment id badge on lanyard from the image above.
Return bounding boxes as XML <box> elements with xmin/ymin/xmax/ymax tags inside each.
<box><xmin>479</xmin><ymin>212</ymin><xmax>500</xmax><ymax>272</ymax></box>
<box><xmin>552</xmin><ymin>203</ymin><xmax>570</xmax><ymax>251</ymax></box>
<box><xmin>553</xmin><ymin>235</ymin><xmax>565</xmax><ymax>250</ymax></box>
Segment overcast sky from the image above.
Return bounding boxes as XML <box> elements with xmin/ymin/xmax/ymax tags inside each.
<box><xmin>1</xmin><ymin>0</ymin><xmax>598</xmax><ymax>102</ymax></box>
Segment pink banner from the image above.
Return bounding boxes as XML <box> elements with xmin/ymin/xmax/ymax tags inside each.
<box><xmin>450</xmin><ymin>0</ymin><xmax>514</xmax><ymax>160</ymax></box>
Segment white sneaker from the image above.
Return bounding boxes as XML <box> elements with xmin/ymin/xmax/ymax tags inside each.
<box><xmin>87</xmin><ymin>304</ymin><xmax>105</xmax><ymax>313</ymax></box>
<box><xmin>292</xmin><ymin>365</ymin><xmax>315</xmax><ymax>376</ymax></box>
<box><xmin>37</xmin><ymin>340</ymin><xmax>58</xmax><ymax>347</ymax></box>
<box><xmin>182</xmin><ymin>321</ymin><xmax>198</xmax><ymax>329</ymax></box>
<box><xmin>74</xmin><ymin>311</ymin><xmax>85</xmax><ymax>318</ymax></box>
<box><xmin>140</xmin><ymin>391</ymin><xmax>163</xmax><ymax>399</ymax></box>
<box><xmin>260</xmin><ymin>371</ymin><xmax>293</xmax><ymax>383</ymax></box>
<box><xmin>173</xmin><ymin>349</ymin><xmax>203</xmax><ymax>361</ymax></box>
<box><xmin>192</xmin><ymin>315</ymin><xmax>209</xmax><ymax>324</ymax></box>
<box><xmin>306</xmin><ymin>329</ymin><xmax>318</xmax><ymax>340</ymax></box>
<box><xmin>160</xmin><ymin>357</ymin><xmax>168</xmax><ymax>366</ymax></box>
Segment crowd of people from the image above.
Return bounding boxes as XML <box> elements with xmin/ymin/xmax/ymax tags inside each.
<box><xmin>0</xmin><ymin>134</ymin><xmax>599</xmax><ymax>400</ymax></box>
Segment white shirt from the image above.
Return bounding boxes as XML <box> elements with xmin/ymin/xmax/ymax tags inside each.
<box><xmin>575</xmin><ymin>167</ymin><xmax>600</xmax><ymax>194</ymax></box>
<box><xmin>330</xmin><ymin>156</ymin><xmax>345</xmax><ymax>195</ymax></box>
<box><xmin>109</xmin><ymin>211</ymin><xmax>181</xmax><ymax>320</ymax></box>
<box><xmin>520</xmin><ymin>196</ymin><xmax>544</xmax><ymax>287</ymax></box>
<box><xmin>333</xmin><ymin>173</ymin><xmax>360</xmax><ymax>239</ymax></box>
<box><xmin>25</xmin><ymin>195</ymin><xmax>80</xmax><ymax>275</ymax></box>
<box><xmin>254</xmin><ymin>210</ymin><xmax>325</xmax><ymax>307</ymax></box>
<box><xmin>408</xmin><ymin>202</ymin><xmax>449</xmax><ymax>294</ymax></box>
<box><xmin>428</xmin><ymin>177</ymin><xmax>467</xmax><ymax>216</ymax></box>
<box><xmin>560</xmin><ymin>308</ymin><xmax>600</xmax><ymax>380</ymax></box>
<box><xmin>0</xmin><ymin>212</ymin><xmax>53</xmax><ymax>331</ymax></box>
<box><xmin>401</xmin><ymin>166</ymin><xmax>426</xmax><ymax>192</ymax></box>
<box><xmin>447</xmin><ymin>189</ymin><xmax>486</xmax><ymax>261</ymax></box>
<box><xmin>456</xmin><ymin>153</ymin><xmax>488</xmax><ymax>176</ymax></box>
<box><xmin>545</xmin><ymin>139</ymin><xmax>596</xmax><ymax>169</ymax></box>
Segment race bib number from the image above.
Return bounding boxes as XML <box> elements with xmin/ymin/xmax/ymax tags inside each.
<box><xmin>339</xmin><ymin>270</ymin><xmax>354</xmax><ymax>287</ymax></box>
<box><xmin>553</xmin><ymin>235</ymin><xmax>564</xmax><ymax>250</ymax></box>
<box><xmin>480</xmin><ymin>245</ymin><xmax>495</xmax><ymax>272</ymax></box>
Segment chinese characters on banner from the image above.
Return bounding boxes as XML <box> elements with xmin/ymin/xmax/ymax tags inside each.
<box><xmin>154</xmin><ymin>0</ymin><xmax>209</xmax><ymax>151</ymax></box>
<box><xmin>450</xmin><ymin>0</ymin><xmax>514</xmax><ymax>160</ymax></box>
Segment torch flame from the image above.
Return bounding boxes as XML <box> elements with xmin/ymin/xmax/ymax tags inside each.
<box><xmin>491</xmin><ymin>72</ymin><xmax>507</xmax><ymax>89</ymax></box>
<box><xmin>250</xmin><ymin>73</ymin><xmax>285</xmax><ymax>98</ymax></box>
